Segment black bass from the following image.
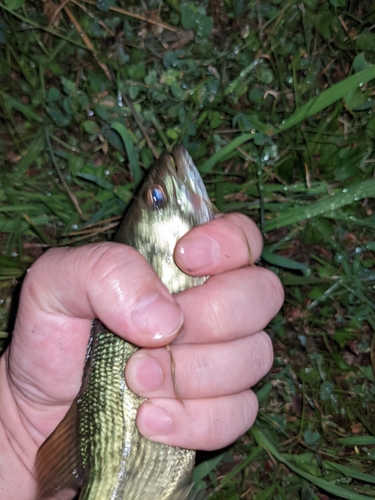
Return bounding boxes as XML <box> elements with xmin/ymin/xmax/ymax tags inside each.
<box><xmin>37</xmin><ymin>146</ymin><xmax>214</xmax><ymax>499</ymax></box>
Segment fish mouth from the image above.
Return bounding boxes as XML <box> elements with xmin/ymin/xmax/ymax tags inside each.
<box><xmin>165</xmin><ymin>146</ymin><xmax>211</xmax><ymax>215</ymax></box>
<box><xmin>168</xmin><ymin>146</ymin><xmax>209</xmax><ymax>201</ymax></box>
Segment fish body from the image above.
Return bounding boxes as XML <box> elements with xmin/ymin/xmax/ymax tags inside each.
<box><xmin>37</xmin><ymin>147</ymin><xmax>214</xmax><ymax>499</ymax></box>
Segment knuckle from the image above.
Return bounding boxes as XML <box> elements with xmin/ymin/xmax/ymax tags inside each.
<box><xmin>83</xmin><ymin>243</ymin><xmax>145</xmax><ymax>289</ymax></box>
<box><xmin>24</xmin><ymin>248</ymin><xmax>67</xmax><ymax>311</ymax></box>
<box><xmin>231</xmin><ymin>213</ymin><xmax>263</xmax><ymax>253</ymax></box>
<box><xmin>258</xmin><ymin>332</ymin><xmax>274</xmax><ymax>375</ymax></box>
<box><xmin>242</xmin><ymin>391</ymin><xmax>258</xmax><ymax>428</ymax></box>
<box><xmin>85</xmin><ymin>242</ymin><xmax>138</xmax><ymax>270</ymax></box>
<box><xmin>261</xmin><ymin>268</ymin><xmax>284</xmax><ymax>310</ymax></box>
<box><xmin>205</xmin><ymin>405</ymin><xmax>227</xmax><ymax>449</ymax></box>
<box><xmin>205</xmin><ymin>393</ymin><xmax>258</xmax><ymax>449</ymax></box>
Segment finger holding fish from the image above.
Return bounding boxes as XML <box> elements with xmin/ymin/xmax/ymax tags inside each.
<box><xmin>174</xmin><ymin>265</ymin><xmax>284</xmax><ymax>344</ymax></box>
<box><xmin>175</xmin><ymin>212</ymin><xmax>264</xmax><ymax>275</ymax></box>
<box><xmin>137</xmin><ymin>390</ymin><xmax>260</xmax><ymax>450</ymax></box>
<box><xmin>127</xmin><ymin>263</ymin><xmax>282</xmax><ymax>399</ymax></box>
<box><xmin>126</xmin><ymin>330</ymin><xmax>273</xmax><ymax>400</ymax></box>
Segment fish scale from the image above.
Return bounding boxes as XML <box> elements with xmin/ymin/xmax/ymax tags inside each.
<box><xmin>36</xmin><ymin>146</ymin><xmax>214</xmax><ymax>499</ymax></box>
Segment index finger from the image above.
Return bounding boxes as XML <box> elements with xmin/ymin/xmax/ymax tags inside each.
<box><xmin>174</xmin><ymin>213</ymin><xmax>263</xmax><ymax>276</ymax></box>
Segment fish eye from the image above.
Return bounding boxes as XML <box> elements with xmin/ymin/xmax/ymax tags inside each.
<box><xmin>144</xmin><ymin>184</ymin><xmax>167</xmax><ymax>209</ymax></box>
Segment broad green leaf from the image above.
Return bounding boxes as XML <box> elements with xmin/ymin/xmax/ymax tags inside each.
<box><xmin>96</xmin><ymin>0</ymin><xmax>115</xmax><ymax>12</ymax></box>
<box><xmin>4</xmin><ymin>0</ymin><xmax>24</xmax><ymax>10</ymax></box>
<box><xmin>82</xmin><ymin>120</ymin><xmax>100</xmax><ymax>134</ymax></box>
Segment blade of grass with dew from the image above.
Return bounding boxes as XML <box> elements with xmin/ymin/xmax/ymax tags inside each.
<box><xmin>277</xmin><ymin>66</ymin><xmax>375</xmax><ymax>131</ymax></box>
<box><xmin>325</xmin><ymin>213</ymin><xmax>375</xmax><ymax>230</ymax></box>
<box><xmin>22</xmin><ymin>214</ymin><xmax>54</xmax><ymax>246</ymax></box>
<box><xmin>205</xmin><ymin>66</ymin><xmax>375</xmax><ymax>151</ymax></box>
<box><xmin>323</xmin><ymin>461</ymin><xmax>375</xmax><ymax>485</ymax></box>
<box><xmin>111</xmin><ymin>121</ymin><xmax>142</xmax><ymax>187</ymax></box>
<box><xmin>12</xmin><ymin>136</ymin><xmax>45</xmax><ymax>175</ymax></box>
<box><xmin>200</xmin><ymin>133</ymin><xmax>255</xmax><ymax>172</ymax></box>
<box><xmin>76</xmin><ymin>173</ymin><xmax>114</xmax><ymax>191</ymax></box>
<box><xmin>0</xmin><ymin>215</ymin><xmax>51</xmax><ymax>233</ymax></box>
<box><xmin>251</xmin><ymin>425</ymin><xmax>374</xmax><ymax>500</ymax></box>
<box><xmin>0</xmin><ymin>3</ymin><xmax>91</xmax><ymax>49</ymax></box>
<box><xmin>264</xmin><ymin>179</ymin><xmax>375</xmax><ymax>231</ymax></box>
<box><xmin>205</xmin><ymin>103</ymin><xmax>276</xmax><ymax>135</ymax></box>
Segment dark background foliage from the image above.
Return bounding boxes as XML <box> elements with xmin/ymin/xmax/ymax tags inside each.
<box><xmin>0</xmin><ymin>0</ymin><xmax>375</xmax><ymax>498</ymax></box>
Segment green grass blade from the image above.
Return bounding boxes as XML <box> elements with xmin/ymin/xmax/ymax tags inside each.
<box><xmin>13</xmin><ymin>136</ymin><xmax>45</xmax><ymax>174</ymax></box>
<box><xmin>193</xmin><ymin>454</ymin><xmax>224</xmax><ymax>484</ymax></box>
<box><xmin>0</xmin><ymin>215</ymin><xmax>51</xmax><ymax>232</ymax></box>
<box><xmin>77</xmin><ymin>173</ymin><xmax>114</xmax><ymax>191</ymax></box>
<box><xmin>111</xmin><ymin>121</ymin><xmax>142</xmax><ymax>187</ymax></box>
<box><xmin>337</xmin><ymin>436</ymin><xmax>375</xmax><ymax>446</ymax></box>
<box><xmin>323</xmin><ymin>461</ymin><xmax>375</xmax><ymax>485</ymax></box>
<box><xmin>262</xmin><ymin>246</ymin><xmax>309</xmax><ymax>271</ymax></box>
<box><xmin>265</xmin><ymin>179</ymin><xmax>375</xmax><ymax>231</ymax></box>
<box><xmin>256</xmin><ymin>382</ymin><xmax>273</xmax><ymax>403</ymax></box>
<box><xmin>2</xmin><ymin>93</ymin><xmax>44</xmax><ymax>123</ymax></box>
<box><xmin>218</xmin><ymin>446</ymin><xmax>263</xmax><ymax>489</ymax></box>
<box><xmin>278</xmin><ymin>66</ymin><xmax>375</xmax><ymax>131</ymax></box>
<box><xmin>251</xmin><ymin>425</ymin><xmax>374</xmax><ymax>500</ymax></box>
<box><xmin>200</xmin><ymin>133</ymin><xmax>254</xmax><ymax>172</ymax></box>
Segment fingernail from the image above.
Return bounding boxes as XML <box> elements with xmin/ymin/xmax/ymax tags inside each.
<box><xmin>175</xmin><ymin>236</ymin><xmax>220</xmax><ymax>272</ymax></box>
<box><xmin>131</xmin><ymin>293</ymin><xmax>183</xmax><ymax>340</ymax></box>
<box><xmin>141</xmin><ymin>402</ymin><xmax>173</xmax><ymax>436</ymax></box>
<box><xmin>127</xmin><ymin>353</ymin><xmax>163</xmax><ymax>394</ymax></box>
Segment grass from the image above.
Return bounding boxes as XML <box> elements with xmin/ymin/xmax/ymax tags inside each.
<box><xmin>1</xmin><ymin>0</ymin><xmax>375</xmax><ymax>498</ymax></box>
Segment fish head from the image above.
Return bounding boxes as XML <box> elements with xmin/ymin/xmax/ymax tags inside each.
<box><xmin>115</xmin><ymin>147</ymin><xmax>214</xmax><ymax>293</ymax></box>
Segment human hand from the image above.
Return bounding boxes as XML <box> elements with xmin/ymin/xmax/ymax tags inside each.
<box><xmin>0</xmin><ymin>213</ymin><xmax>283</xmax><ymax>499</ymax></box>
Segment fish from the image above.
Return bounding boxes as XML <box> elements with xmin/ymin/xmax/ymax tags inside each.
<box><xmin>36</xmin><ymin>146</ymin><xmax>214</xmax><ymax>499</ymax></box>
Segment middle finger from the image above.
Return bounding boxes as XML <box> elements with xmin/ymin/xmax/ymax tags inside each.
<box><xmin>175</xmin><ymin>265</ymin><xmax>283</xmax><ymax>344</ymax></box>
